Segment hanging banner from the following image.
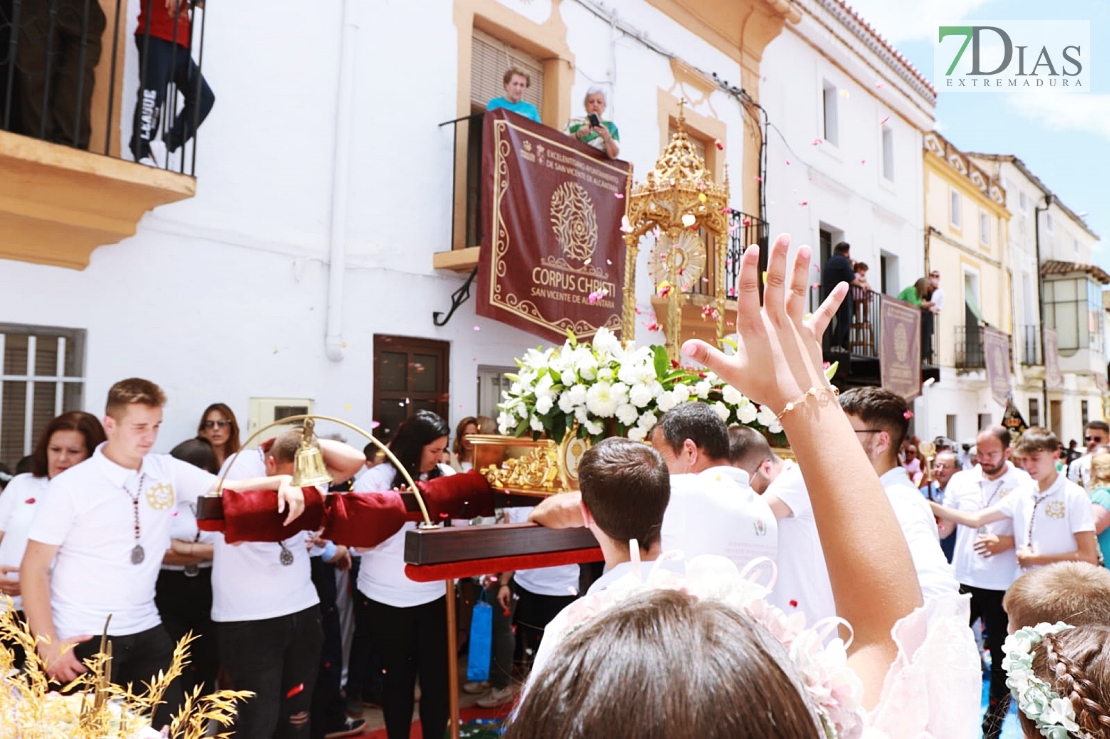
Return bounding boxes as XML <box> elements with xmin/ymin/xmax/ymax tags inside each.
<box><xmin>1044</xmin><ymin>327</ymin><xmax>1063</xmax><ymax>389</ymax></box>
<box><xmin>476</xmin><ymin>109</ymin><xmax>631</xmax><ymax>343</ymax></box>
<box><xmin>880</xmin><ymin>296</ymin><xmax>922</xmax><ymax>400</ymax></box>
<box><xmin>983</xmin><ymin>327</ymin><xmax>1012</xmax><ymax>407</ymax></box>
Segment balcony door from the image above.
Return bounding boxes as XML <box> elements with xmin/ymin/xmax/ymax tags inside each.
<box><xmin>373</xmin><ymin>336</ymin><xmax>450</xmax><ymax>444</ymax></box>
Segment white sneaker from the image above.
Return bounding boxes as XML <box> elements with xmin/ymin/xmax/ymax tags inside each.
<box><xmin>476</xmin><ymin>684</ymin><xmax>517</xmax><ymax>708</ymax></box>
<box><xmin>148</xmin><ymin>139</ymin><xmax>167</xmax><ymax>168</ymax></box>
<box><xmin>462</xmin><ymin>680</ymin><xmax>489</xmax><ymax>695</ymax></box>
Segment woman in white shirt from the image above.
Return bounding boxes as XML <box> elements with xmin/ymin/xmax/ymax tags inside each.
<box><xmin>354</xmin><ymin>410</ymin><xmax>453</xmax><ymax>739</ymax></box>
<box><xmin>0</xmin><ymin>412</ymin><xmax>105</xmax><ymax>630</ymax></box>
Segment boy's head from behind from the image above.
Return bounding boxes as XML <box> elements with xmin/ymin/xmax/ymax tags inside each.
<box><xmin>1003</xmin><ymin>562</ymin><xmax>1110</xmax><ymax>632</ymax></box>
<box><xmin>578</xmin><ymin>437</ymin><xmax>670</xmax><ymax>551</ymax></box>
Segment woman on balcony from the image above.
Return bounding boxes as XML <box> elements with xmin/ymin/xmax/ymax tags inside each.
<box><xmin>565</xmin><ymin>87</ymin><xmax>620</xmax><ymax>159</ymax></box>
<box><xmin>898</xmin><ymin>278</ymin><xmax>936</xmax><ymax>364</ymax></box>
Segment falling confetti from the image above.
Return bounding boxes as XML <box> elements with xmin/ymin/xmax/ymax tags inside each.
<box><xmin>812</xmin><ymin>138</ymin><xmax>822</xmax><ymax>146</ymax></box>
<box><xmin>811</xmin><ymin>282</ymin><xmax>820</xmax><ymax>291</ymax></box>
<box><xmin>606</xmin><ymin>259</ymin><xmax>612</xmax><ymax>265</ymax></box>
<box><xmin>754</xmin><ymin>176</ymin><xmax>763</xmax><ymax>182</ymax></box>
<box><xmin>701</xmin><ymin>305</ymin><xmax>720</xmax><ymax>320</ymax></box>
<box><xmin>839</xmin><ymin>89</ymin><xmax>849</xmax><ymax>98</ymax></box>
<box><xmin>621</xmin><ymin>215</ymin><xmax>634</xmax><ymax>233</ymax></box>
<box><xmin>714</xmin><ymin>139</ymin><xmax>724</xmax><ymax>150</ymax></box>
<box><xmin>698</xmin><ymin>193</ymin><xmax>708</xmax><ymax>203</ymax></box>
<box><xmin>588</xmin><ymin>288</ymin><xmax>609</xmax><ymax>304</ymax></box>
<box><xmin>644</xmin><ymin>321</ymin><xmax>661</xmax><ymax>331</ymax></box>
<box><xmin>728</xmin><ymin>224</ymin><xmax>739</xmax><ymax>235</ymax></box>
<box><xmin>720</xmin><ymin>207</ymin><xmax>732</xmax><ymax>214</ymax></box>
<box><xmin>614</xmin><ymin>192</ymin><xmax>624</xmax><ymax>198</ymax></box>
<box><xmin>634</xmin><ymin>306</ymin><xmax>643</xmax><ymax>315</ymax></box>
<box><xmin>785</xmin><ymin>158</ymin><xmax>791</xmax><ymax>165</ymax></box>
<box><xmin>584</xmin><ymin>257</ymin><xmax>592</xmax><ymax>265</ymax></box>
<box><xmin>861</xmin><ymin>159</ymin><xmax>866</xmax><ymax>164</ymax></box>
<box><xmin>876</xmin><ymin>82</ymin><xmax>885</xmax><ymax>89</ymax></box>
<box><xmin>879</xmin><ymin>115</ymin><xmax>890</xmax><ymax>125</ymax></box>
<box><xmin>344</xmin><ymin>404</ymin><xmax>352</xmax><ymax>410</ymax></box>
<box><xmin>681</xmin><ymin>214</ymin><xmax>696</xmax><ymax>227</ymax></box>
<box><xmin>799</xmin><ymin>200</ymin><xmax>809</xmax><ymax>206</ymax></box>
<box><xmin>473</xmin><ymin>325</ymin><xmax>481</xmax><ymax>331</ymax></box>
<box><xmin>741</xmin><ymin>217</ymin><xmax>752</xmax><ymax>227</ymax></box>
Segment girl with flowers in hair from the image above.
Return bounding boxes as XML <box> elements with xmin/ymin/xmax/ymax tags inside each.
<box><xmin>505</xmin><ymin>234</ymin><xmax>982</xmax><ymax>738</ymax></box>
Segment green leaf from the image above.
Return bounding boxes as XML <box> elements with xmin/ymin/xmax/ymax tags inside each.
<box><xmin>504</xmin><ymin>373</ymin><xmax>520</xmax><ymax>383</ymax></box>
<box><xmin>653</xmin><ymin>345</ymin><xmax>669</xmax><ymax>380</ymax></box>
<box><xmin>551</xmin><ymin>413</ymin><xmax>567</xmax><ymax>444</ymax></box>
<box><xmin>514</xmin><ymin>417</ymin><xmax>529</xmax><ymax>437</ymax></box>
<box><xmin>566</xmin><ymin>328</ymin><xmax>578</xmax><ymax>347</ymax></box>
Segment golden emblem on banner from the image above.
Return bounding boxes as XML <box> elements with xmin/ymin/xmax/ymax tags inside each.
<box><xmin>894</xmin><ymin>323</ymin><xmax>909</xmax><ymax>363</ymax></box>
<box><xmin>550</xmin><ymin>182</ymin><xmax>598</xmax><ymax>265</ymax></box>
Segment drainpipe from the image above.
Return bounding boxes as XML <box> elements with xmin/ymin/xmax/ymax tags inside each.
<box><xmin>1035</xmin><ymin>193</ymin><xmax>1054</xmax><ymax>424</ymax></box>
<box><xmin>325</xmin><ymin>0</ymin><xmax>358</xmax><ymax>361</ymax></box>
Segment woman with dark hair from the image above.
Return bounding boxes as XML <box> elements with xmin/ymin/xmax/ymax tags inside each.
<box><xmin>154</xmin><ymin>437</ymin><xmax>219</xmax><ymax>698</ymax></box>
<box><xmin>0</xmin><ymin>411</ymin><xmax>105</xmax><ymax>619</ymax></box>
<box><xmin>353</xmin><ymin>410</ymin><xmax>452</xmax><ymax>739</ymax></box>
<box><xmin>449</xmin><ymin>416</ymin><xmax>479</xmax><ymax>472</ymax></box>
<box><xmin>196</xmin><ymin>402</ymin><xmax>241</xmax><ymax>470</ymax></box>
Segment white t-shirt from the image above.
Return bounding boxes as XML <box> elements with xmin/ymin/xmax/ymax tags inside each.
<box><xmin>505</xmin><ymin>506</ymin><xmax>580</xmax><ymax>596</ymax></box>
<box><xmin>1067</xmin><ymin>454</ymin><xmax>1092</xmax><ymax>489</ymax></box>
<box><xmin>997</xmin><ymin>473</ymin><xmax>1095</xmax><ymax>570</ymax></box>
<box><xmin>353</xmin><ymin>462</ymin><xmax>454</xmax><ymax>608</ymax></box>
<box><xmin>765</xmin><ymin>463</ymin><xmax>836</xmax><ymax>626</ymax></box>
<box><xmin>27</xmin><ymin>445</ymin><xmax>215</xmax><ymax>638</ymax></box>
<box><xmin>0</xmin><ymin>473</ymin><xmax>49</xmax><ymax>611</ymax></box>
<box><xmin>661</xmin><ymin>466</ymin><xmax>778</xmax><ymax>572</ymax></box>
<box><xmin>879</xmin><ymin>467</ymin><xmax>960</xmax><ymax>601</ymax></box>
<box><xmin>161</xmin><ymin>494</ymin><xmax>218</xmax><ymax>573</ymax></box>
<box><xmin>210</xmin><ymin>449</ymin><xmax>320</xmax><ymax>623</ymax></box>
<box><xmin>943</xmin><ymin>463</ymin><xmax>1029</xmax><ymax>591</ymax></box>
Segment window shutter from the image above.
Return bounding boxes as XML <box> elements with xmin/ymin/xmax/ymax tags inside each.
<box><xmin>471</xmin><ymin>28</ymin><xmax>544</xmax><ymax>111</ymax></box>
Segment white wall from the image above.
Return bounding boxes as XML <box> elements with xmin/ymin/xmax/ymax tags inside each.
<box><xmin>760</xmin><ymin>11</ymin><xmax>929</xmax><ymax>299</ymax></box>
<box><xmin>1</xmin><ymin>0</ymin><xmax>764</xmax><ymax>453</ymax></box>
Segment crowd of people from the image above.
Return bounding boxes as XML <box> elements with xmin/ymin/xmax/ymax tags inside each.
<box><xmin>3</xmin><ymin>236</ymin><xmax>1110</xmax><ymax>739</ymax></box>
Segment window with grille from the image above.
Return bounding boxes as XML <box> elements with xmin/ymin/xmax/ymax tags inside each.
<box><xmin>0</xmin><ymin>324</ymin><xmax>86</xmax><ymax>468</ymax></box>
<box><xmin>470</xmin><ymin>28</ymin><xmax>544</xmax><ymax>111</ymax></box>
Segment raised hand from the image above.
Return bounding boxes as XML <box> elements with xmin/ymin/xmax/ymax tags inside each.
<box><xmin>682</xmin><ymin>233</ymin><xmax>846</xmax><ymax>415</ymax></box>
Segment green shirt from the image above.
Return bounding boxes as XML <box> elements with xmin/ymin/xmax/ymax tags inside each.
<box><xmin>898</xmin><ymin>286</ymin><xmax>922</xmax><ymax>306</ymax></box>
<box><xmin>565</xmin><ymin>119</ymin><xmax>620</xmax><ymax>151</ymax></box>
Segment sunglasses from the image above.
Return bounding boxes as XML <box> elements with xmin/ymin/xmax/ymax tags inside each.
<box><xmin>203</xmin><ymin>419</ymin><xmax>232</xmax><ymax>429</ymax></box>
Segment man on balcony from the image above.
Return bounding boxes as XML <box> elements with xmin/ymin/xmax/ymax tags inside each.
<box><xmin>130</xmin><ymin>0</ymin><xmax>215</xmax><ymax>169</ymax></box>
<box><xmin>820</xmin><ymin>241</ymin><xmax>854</xmax><ymax>352</ymax></box>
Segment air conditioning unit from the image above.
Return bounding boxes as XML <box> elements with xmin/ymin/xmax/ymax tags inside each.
<box><xmin>246</xmin><ymin>397</ymin><xmax>314</xmax><ymax>448</ymax></box>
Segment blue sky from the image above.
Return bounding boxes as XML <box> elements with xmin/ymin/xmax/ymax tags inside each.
<box><xmin>846</xmin><ymin>0</ymin><xmax>1108</xmax><ymax>269</ymax></box>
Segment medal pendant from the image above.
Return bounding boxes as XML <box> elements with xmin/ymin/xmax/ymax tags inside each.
<box><xmin>131</xmin><ymin>545</ymin><xmax>146</xmax><ymax>565</ymax></box>
<box><xmin>279</xmin><ymin>546</ymin><xmax>294</xmax><ymax>566</ymax></box>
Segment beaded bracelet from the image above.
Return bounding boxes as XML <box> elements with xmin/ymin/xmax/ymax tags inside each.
<box><xmin>776</xmin><ymin>385</ymin><xmax>840</xmax><ymax>421</ymax></box>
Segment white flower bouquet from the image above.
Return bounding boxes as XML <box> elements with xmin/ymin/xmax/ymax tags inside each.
<box><xmin>496</xmin><ymin>327</ymin><xmax>789</xmax><ymax>444</ymax></box>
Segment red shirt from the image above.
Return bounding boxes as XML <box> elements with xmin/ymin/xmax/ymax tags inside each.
<box><xmin>136</xmin><ymin>0</ymin><xmax>191</xmax><ymax>49</ymax></box>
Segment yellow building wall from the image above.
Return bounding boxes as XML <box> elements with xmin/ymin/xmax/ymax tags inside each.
<box><xmin>923</xmin><ymin>155</ymin><xmax>1012</xmax><ymax>369</ymax></box>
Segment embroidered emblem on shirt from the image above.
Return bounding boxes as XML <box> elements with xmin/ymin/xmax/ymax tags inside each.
<box><xmin>998</xmin><ymin>487</ymin><xmax>1014</xmax><ymax>499</ymax></box>
<box><xmin>1045</xmin><ymin>501</ymin><xmax>1066</xmax><ymax>519</ymax></box>
<box><xmin>146</xmin><ymin>482</ymin><xmax>175</xmax><ymax>511</ymax></box>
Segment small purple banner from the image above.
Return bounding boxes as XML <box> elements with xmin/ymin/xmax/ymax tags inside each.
<box><xmin>880</xmin><ymin>296</ymin><xmax>922</xmax><ymax>400</ymax></box>
<box><xmin>983</xmin><ymin>327</ymin><xmax>1011</xmax><ymax>407</ymax></box>
<box><xmin>1044</xmin><ymin>327</ymin><xmax>1063</xmax><ymax>389</ymax></box>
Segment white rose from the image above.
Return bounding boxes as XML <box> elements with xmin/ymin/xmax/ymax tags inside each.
<box><xmin>627</xmin><ymin>426</ymin><xmax>648</xmax><ymax>442</ymax></box>
<box><xmin>591</xmin><ymin>327</ymin><xmax>621</xmax><ymax>359</ymax></box>
<box><xmin>597</xmin><ymin>367</ymin><xmax>614</xmax><ymax>382</ymax></box>
<box><xmin>656</xmin><ymin>390</ymin><xmax>677</xmax><ymax>413</ymax></box>
<box><xmin>637</xmin><ymin>411</ymin><xmax>658</xmax><ymax>429</ymax></box>
<box><xmin>558</xmin><ymin>392</ymin><xmax>576</xmax><ymax>414</ymax></box>
<box><xmin>575</xmin><ymin>406</ymin><xmax>590</xmax><ymax>424</ymax></box>
<box><xmin>497</xmin><ymin>412</ymin><xmax>515</xmax><ymax>435</ymax></box>
<box><xmin>736</xmin><ymin>403</ymin><xmax>758</xmax><ymax>424</ymax></box>
<box><xmin>534</xmin><ymin>373</ymin><xmax>555</xmax><ymax>399</ymax></box>
<box><xmin>767</xmin><ymin>420</ymin><xmax>783</xmax><ymax>434</ymax></box>
<box><xmin>712</xmin><ymin>401</ymin><xmax>730</xmax><ymax>422</ymax></box>
<box><xmin>530</xmin><ymin>415</ymin><xmax>544</xmax><ymax>432</ymax></box>
<box><xmin>561</xmin><ymin>368</ymin><xmax>577</xmax><ymax>386</ymax></box>
<box><xmin>585</xmin><ymin>419</ymin><xmax>605</xmax><ymax>436</ymax></box>
<box><xmin>566</xmin><ymin>384</ymin><xmax>588</xmax><ymax>407</ymax></box>
<box><xmin>721</xmin><ymin>384</ymin><xmax>745</xmax><ymax>406</ymax></box>
<box><xmin>629</xmin><ymin>382</ymin><xmax>654</xmax><ymax>408</ymax></box>
<box><xmin>756</xmin><ymin>405</ymin><xmax>778</xmax><ymax>427</ymax></box>
<box><xmin>535</xmin><ymin>396</ymin><xmax>554</xmax><ymax>415</ymax></box>
<box><xmin>672</xmin><ymin>384</ymin><xmax>691</xmax><ymax>404</ymax></box>
<box><xmin>610</xmin><ymin>382</ymin><xmax>630</xmax><ymax>406</ymax></box>
<box><xmin>586</xmin><ymin>382</ymin><xmax>619</xmax><ymax>418</ymax></box>
<box><xmin>616</xmin><ymin>403</ymin><xmax>640</xmax><ymax>426</ymax></box>
<box><xmin>694</xmin><ymin>381</ymin><xmax>712</xmax><ymax>399</ymax></box>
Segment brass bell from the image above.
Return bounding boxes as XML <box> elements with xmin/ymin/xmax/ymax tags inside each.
<box><xmin>290</xmin><ymin>419</ymin><xmax>333</xmax><ymax>488</ymax></box>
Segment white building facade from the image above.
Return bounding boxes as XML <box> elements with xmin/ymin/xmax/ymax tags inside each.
<box><xmin>0</xmin><ymin>0</ymin><xmax>802</xmax><ymax>463</ymax></box>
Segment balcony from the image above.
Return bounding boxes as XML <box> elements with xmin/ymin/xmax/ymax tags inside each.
<box><xmin>955</xmin><ymin>325</ymin><xmax>986</xmax><ymax>369</ymax></box>
<box><xmin>822</xmin><ymin>288</ymin><xmax>940</xmax><ymax>388</ymax></box>
<box><xmin>1021</xmin><ymin>324</ymin><xmax>1042</xmax><ymax>366</ymax></box>
<box><xmin>1</xmin><ymin>0</ymin><xmax>204</xmax><ymax>269</ymax></box>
